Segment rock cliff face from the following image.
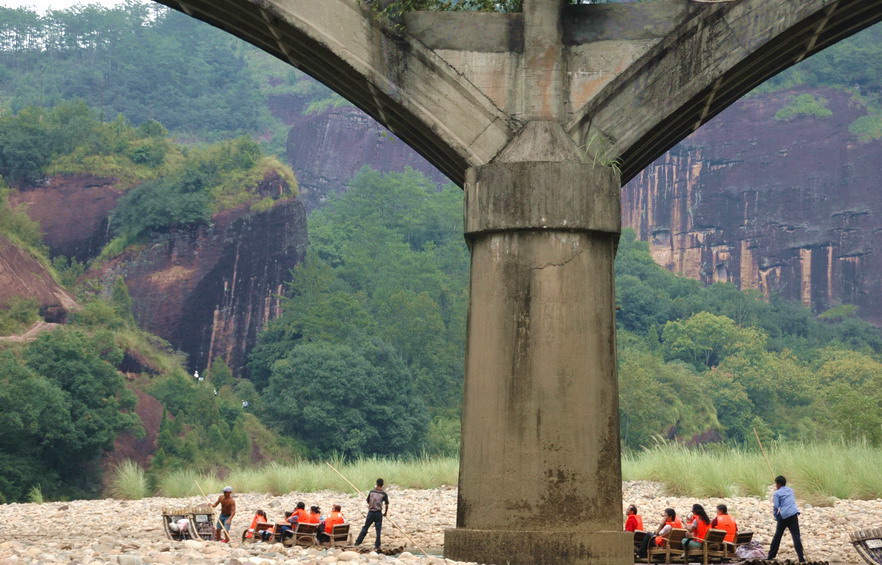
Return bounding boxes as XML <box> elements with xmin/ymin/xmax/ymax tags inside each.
<box><xmin>623</xmin><ymin>88</ymin><xmax>882</xmax><ymax>324</ymax></box>
<box><xmin>10</xmin><ymin>174</ymin><xmax>122</xmax><ymax>262</ymax></box>
<box><xmin>96</xmin><ymin>173</ymin><xmax>308</xmax><ymax>375</ymax></box>
<box><xmin>277</xmin><ymin>100</ymin><xmax>448</xmax><ymax>210</ymax></box>
<box><xmin>0</xmin><ymin>235</ymin><xmax>78</xmax><ymax>321</ymax></box>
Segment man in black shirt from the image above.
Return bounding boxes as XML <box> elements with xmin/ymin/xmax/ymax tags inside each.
<box><xmin>355</xmin><ymin>478</ymin><xmax>389</xmax><ymax>549</ymax></box>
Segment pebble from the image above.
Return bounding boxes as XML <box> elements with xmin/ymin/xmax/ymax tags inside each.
<box><xmin>0</xmin><ymin>484</ymin><xmax>876</xmax><ymax>564</ymax></box>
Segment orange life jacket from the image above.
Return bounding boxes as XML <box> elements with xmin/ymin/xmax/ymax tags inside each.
<box><xmin>714</xmin><ymin>514</ymin><xmax>737</xmax><ymax>543</ymax></box>
<box><xmin>245</xmin><ymin>515</ymin><xmax>261</xmax><ymax>539</ymax></box>
<box><xmin>692</xmin><ymin>517</ymin><xmax>710</xmax><ymax>542</ymax></box>
<box><xmin>288</xmin><ymin>508</ymin><xmax>307</xmax><ymax>524</ymax></box>
<box><xmin>655</xmin><ymin>518</ymin><xmax>683</xmax><ymax>547</ymax></box>
<box><xmin>625</xmin><ymin>514</ymin><xmax>644</xmax><ymax>532</ymax></box>
<box><xmin>302</xmin><ymin>511</ymin><xmax>321</xmax><ymax>525</ymax></box>
<box><xmin>324</xmin><ymin>511</ymin><xmax>345</xmax><ymax>533</ymax></box>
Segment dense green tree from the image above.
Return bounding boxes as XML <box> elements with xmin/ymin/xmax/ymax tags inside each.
<box><xmin>262</xmin><ymin>341</ymin><xmax>427</xmax><ymax>457</ymax></box>
<box><xmin>24</xmin><ymin>329</ymin><xmax>139</xmax><ymax>464</ymax></box>
<box><xmin>662</xmin><ymin>312</ymin><xmax>766</xmax><ymax>369</ymax></box>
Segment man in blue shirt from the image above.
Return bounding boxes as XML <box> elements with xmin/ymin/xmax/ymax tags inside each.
<box><xmin>768</xmin><ymin>475</ymin><xmax>806</xmax><ymax>562</ymax></box>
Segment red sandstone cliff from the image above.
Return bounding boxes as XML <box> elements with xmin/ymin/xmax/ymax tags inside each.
<box><xmin>0</xmin><ymin>235</ymin><xmax>78</xmax><ymax>323</ymax></box>
<box><xmin>10</xmin><ymin>175</ymin><xmax>123</xmax><ymax>262</ymax></box>
<box><xmin>92</xmin><ymin>172</ymin><xmax>307</xmax><ymax>376</ymax></box>
<box><xmin>271</xmin><ymin>94</ymin><xmax>448</xmax><ymax>210</ymax></box>
<box><xmin>623</xmin><ymin>88</ymin><xmax>882</xmax><ymax>324</ymax></box>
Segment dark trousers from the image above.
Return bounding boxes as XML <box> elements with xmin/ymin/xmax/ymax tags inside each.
<box><xmin>768</xmin><ymin>514</ymin><xmax>805</xmax><ymax>562</ymax></box>
<box><xmin>355</xmin><ymin>510</ymin><xmax>383</xmax><ymax>548</ymax></box>
<box><xmin>638</xmin><ymin>534</ymin><xmax>653</xmax><ymax>558</ymax></box>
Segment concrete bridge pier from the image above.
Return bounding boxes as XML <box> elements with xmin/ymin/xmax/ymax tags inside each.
<box><xmin>445</xmin><ymin>122</ymin><xmax>631</xmax><ymax>565</ymax></box>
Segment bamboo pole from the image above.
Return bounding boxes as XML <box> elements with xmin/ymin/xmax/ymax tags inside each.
<box><xmin>326</xmin><ymin>462</ymin><xmax>429</xmax><ymax>557</ymax></box>
<box><xmin>196</xmin><ymin>480</ymin><xmax>234</xmax><ymax>544</ymax></box>
<box><xmin>753</xmin><ymin>428</ymin><xmax>775</xmax><ymax>479</ymax></box>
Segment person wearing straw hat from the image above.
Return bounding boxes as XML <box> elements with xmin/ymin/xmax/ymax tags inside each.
<box><xmin>211</xmin><ymin>486</ymin><xmax>237</xmax><ymax>542</ymax></box>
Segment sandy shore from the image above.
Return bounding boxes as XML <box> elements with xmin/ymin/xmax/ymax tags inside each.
<box><xmin>0</xmin><ymin>482</ymin><xmax>877</xmax><ymax>564</ymax></box>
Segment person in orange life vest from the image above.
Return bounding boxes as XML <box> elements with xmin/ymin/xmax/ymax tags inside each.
<box><xmin>711</xmin><ymin>504</ymin><xmax>738</xmax><ymax>544</ymax></box>
<box><xmin>637</xmin><ymin>508</ymin><xmax>682</xmax><ymax>558</ymax></box>
<box><xmin>324</xmin><ymin>504</ymin><xmax>346</xmax><ymax>534</ymax></box>
<box><xmin>245</xmin><ymin>509</ymin><xmax>269</xmax><ymax>540</ymax></box>
<box><xmin>302</xmin><ymin>505</ymin><xmax>322</xmax><ymax>525</ymax></box>
<box><xmin>280</xmin><ymin>502</ymin><xmax>307</xmax><ymax>540</ymax></box>
<box><xmin>625</xmin><ymin>504</ymin><xmax>644</xmax><ymax>532</ymax></box>
<box><xmin>683</xmin><ymin>504</ymin><xmax>712</xmax><ymax>549</ymax></box>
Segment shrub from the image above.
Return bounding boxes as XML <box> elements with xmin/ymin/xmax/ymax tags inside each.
<box><xmin>774</xmin><ymin>94</ymin><xmax>833</xmax><ymax>121</ymax></box>
<box><xmin>0</xmin><ymin>296</ymin><xmax>40</xmax><ymax>335</ymax></box>
<box><xmin>849</xmin><ymin>114</ymin><xmax>882</xmax><ymax>141</ymax></box>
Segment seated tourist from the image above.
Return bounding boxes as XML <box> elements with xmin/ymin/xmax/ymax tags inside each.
<box><xmin>245</xmin><ymin>509</ymin><xmax>268</xmax><ymax>540</ymax></box>
<box><xmin>320</xmin><ymin>504</ymin><xmax>345</xmax><ymax>544</ymax></box>
<box><xmin>711</xmin><ymin>504</ymin><xmax>738</xmax><ymax>543</ymax></box>
<box><xmin>625</xmin><ymin>504</ymin><xmax>644</xmax><ymax>532</ymax></box>
<box><xmin>683</xmin><ymin>504</ymin><xmax>711</xmax><ymax>549</ymax></box>
<box><xmin>302</xmin><ymin>505</ymin><xmax>323</xmax><ymax>525</ymax></box>
<box><xmin>638</xmin><ymin>508</ymin><xmax>682</xmax><ymax>558</ymax></box>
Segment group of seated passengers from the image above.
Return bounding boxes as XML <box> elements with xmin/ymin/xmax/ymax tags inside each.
<box><xmin>245</xmin><ymin>502</ymin><xmax>346</xmax><ymax>544</ymax></box>
<box><xmin>626</xmin><ymin>503</ymin><xmax>739</xmax><ymax>558</ymax></box>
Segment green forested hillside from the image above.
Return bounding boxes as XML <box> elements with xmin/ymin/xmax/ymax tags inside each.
<box><xmin>249</xmin><ymin>168</ymin><xmax>468</xmax><ymax>458</ymax></box>
<box><xmin>0</xmin><ymin>3</ymin><xmax>304</xmax><ymax>152</ymax></box>
<box><xmin>246</xmin><ymin>167</ymin><xmax>882</xmax><ymax>457</ymax></box>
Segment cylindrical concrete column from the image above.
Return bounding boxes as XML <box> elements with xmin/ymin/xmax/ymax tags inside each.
<box><xmin>445</xmin><ymin>122</ymin><xmax>631</xmax><ymax>565</ymax></box>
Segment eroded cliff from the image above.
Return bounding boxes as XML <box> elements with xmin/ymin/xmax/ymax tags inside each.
<box><xmin>283</xmin><ymin>104</ymin><xmax>448</xmax><ymax>210</ymax></box>
<box><xmin>93</xmin><ymin>172</ymin><xmax>307</xmax><ymax>375</ymax></box>
<box><xmin>623</xmin><ymin>88</ymin><xmax>882</xmax><ymax>324</ymax></box>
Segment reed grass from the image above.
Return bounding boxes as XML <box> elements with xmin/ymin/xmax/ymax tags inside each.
<box><xmin>27</xmin><ymin>485</ymin><xmax>44</xmax><ymax>504</ymax></box>
<box><xmin>622</xmin><ymin>441</ymin><xmax>882</xmax><ymax>501</ymax></box>
<box><xmin>156</xmin><ymin>468</ymin><xmax>223</xmax><ymax>498</ymax></box>
<box><xmin>108</xmin><ymin>459</ymin><xmax>149</xmax><ymax>500</ymax></box>
<box><xmin>134</xmin><ymin>444</ymin><xmax>882</xmax><ymax>501</ymax></box>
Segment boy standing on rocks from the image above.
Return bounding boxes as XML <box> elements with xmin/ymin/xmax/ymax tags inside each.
<box><xmin>355</xmin><ymin>478</ymin><xmax>389</xmax><ymax>549</ymax></box>
<box><xmin>211</xmin><ymin>486</ymin><xmax>236</xmax><ymax>542</ymax></box>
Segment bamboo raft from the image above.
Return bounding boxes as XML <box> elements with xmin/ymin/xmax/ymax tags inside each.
<box><xmin>161</xmin><ymin>504</ymin><xmax>215</xmax><ymax>541</ymax></box>
<box><xmin>851</xmin><ymin>528</ymin><xmax>882</xmax><ymax>565</ymax></box>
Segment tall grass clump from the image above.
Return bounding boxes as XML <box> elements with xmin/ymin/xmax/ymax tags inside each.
<box><xmin>157</xmin><ymin>468</ymin><xmax>222</xmax><ymax>498</ymax></box>
<box><xmin>108</xmin><ymin>459</ymin><xmax>149</xmax><ymax>500</ymax></box>
<box><xmin>27</xmin><ymin>485</ymin><xmax>44</xmax><ymax>504</ymax></box>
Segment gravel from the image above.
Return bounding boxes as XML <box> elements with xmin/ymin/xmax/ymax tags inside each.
<box><xmin>0</xmin><ymin>482</ymin><xmax>876</xmax><ymax>564</ymax></box>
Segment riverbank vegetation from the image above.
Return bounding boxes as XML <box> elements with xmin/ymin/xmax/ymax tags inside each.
<box><xmin>103</xmin><ymin>441</ymin><xmax>882</xmax><ymax>502</ymax></box>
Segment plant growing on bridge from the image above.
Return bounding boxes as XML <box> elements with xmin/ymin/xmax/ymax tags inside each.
<box><xmin>579</xmin><ymin>131</ymin><xmax>622</xmax><ymax>176</ymax></box>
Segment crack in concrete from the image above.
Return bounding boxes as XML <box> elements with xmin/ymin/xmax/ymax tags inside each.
<box><xmin>528</xmin><ymin>246</ymin><xmax>585</xmax><ymax>270</ymax></box>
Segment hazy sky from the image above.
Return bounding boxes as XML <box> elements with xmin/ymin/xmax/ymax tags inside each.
<box><xmin>1</xmin><ymin>0</ymin><xmax>124</xmax><ymax>11</ymax></box>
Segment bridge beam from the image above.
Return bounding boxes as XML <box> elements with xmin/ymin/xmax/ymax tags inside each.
<box><xmin>445</xmin><ymin>122</ymin><xmax>629</xmax><ymax>565</ymax></box>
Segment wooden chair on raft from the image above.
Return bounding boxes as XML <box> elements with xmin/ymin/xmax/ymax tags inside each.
<box><xmin>722</xmin><ymin>530</ymin><xmax>753</xmax><ymax>559</ymax></box>
<box><xmin>682</xmin><ymin>528</ymin><xmax>728</xmax><ymax>565</ymax></box>
<box><xmin>241</xmin><ymin>522</ymin><xmax>275</xmax><ymax>543</ymax></box>
<box><xmin>648</xmin><ymin>528</ymin><xmax>687</xmax><ymax>564</ymax></box>
<box><xmin>283</xmin><ymin>522</ymin><xmax>320</xmax><ymax>547</ymax></box>
<box><xmin>327</xmin><ymin>523</ymin><xmax>352</xmax><ymax>547</ymax></box>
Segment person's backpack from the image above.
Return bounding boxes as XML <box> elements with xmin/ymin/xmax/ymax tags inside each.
<box><xmin>735</xmin><ymin>540</ymin><xmax>765</xmax><ymax>559</ymax></box>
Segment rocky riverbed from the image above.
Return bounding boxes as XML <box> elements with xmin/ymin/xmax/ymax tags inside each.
<box><xmin>0</xmin><ymin>482</ymin><xmax>877</xmax><ymax>565</ymax></box>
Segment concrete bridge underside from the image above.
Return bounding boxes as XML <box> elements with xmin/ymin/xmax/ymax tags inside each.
<box><xmin>152</xmin><ymin>1</ymin><xmax>882</xmax><ymax>564</ymax></box>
